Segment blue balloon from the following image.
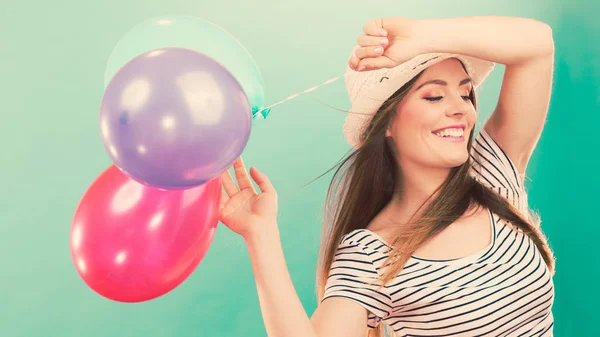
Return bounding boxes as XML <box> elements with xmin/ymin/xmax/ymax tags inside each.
<box><xmin>104</xmin><ymin>15</ymin><xmax>267</xmax><ymax>117</ymax></box>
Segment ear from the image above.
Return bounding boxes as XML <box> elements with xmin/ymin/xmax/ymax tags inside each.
<box><xmin>385</xmin><ymin>127</ymin><xmax>392</xmax><ymax>137</ymax></box>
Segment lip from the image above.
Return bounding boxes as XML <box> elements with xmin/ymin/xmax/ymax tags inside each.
<box><xmin>431</xmin><ymin>124</ymin><xmax>466</xmax><ymax>134</ymax></box>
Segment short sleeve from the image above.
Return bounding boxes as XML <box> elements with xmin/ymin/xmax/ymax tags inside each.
<box><xmin>469</xmin><ymin>128</ymin><xmax>530</xmax><ymax>218</ymax></box>
<box><xmin>321</xmin><ymin>233</ymin><xmax>392</xmax><ymax>329</ymax></box>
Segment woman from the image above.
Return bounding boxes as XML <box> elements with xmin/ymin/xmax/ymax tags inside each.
<box><xmin>219</xmin><ymin>16</ymin><xmax>556</xmax><ymax>337</ymax></box>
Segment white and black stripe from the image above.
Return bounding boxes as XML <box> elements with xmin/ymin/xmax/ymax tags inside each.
<box><xmin>469</xmin><ymin>129</ymin><xmax>530</xmax><ymax>220</ymax></box>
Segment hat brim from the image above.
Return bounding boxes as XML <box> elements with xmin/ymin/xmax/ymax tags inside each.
<box><xmin>343</xmin><ymin>52</ymin><xmax>495</xmax><ymax>148</ymax></box>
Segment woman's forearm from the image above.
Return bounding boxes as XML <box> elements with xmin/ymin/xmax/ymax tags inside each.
<box><xmin>415</xmin><ymin>16</ymin><xmax>554</xmax><ymax>65</ymax></box>
<box><xmin>244</xmin><ymin>226</ymin><xmax>318</xmax><ymax>337</ymax></box>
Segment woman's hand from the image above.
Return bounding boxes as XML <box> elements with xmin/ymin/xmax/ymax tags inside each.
<box><xmin>219</xmin><ymin>157</ymin><xmax>278</xmax><ymax>239</ymax></box>
<box><xmin>349</xmin><ymin>17</ymin><xmax>427</xmax><ymax>71</ymax></box>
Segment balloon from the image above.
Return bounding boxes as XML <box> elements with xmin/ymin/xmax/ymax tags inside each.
<box><xmin>100</xmin><ymin>47</ymin><xmax>252</xmax><ymax>189</ymax></box>
<box><xmin>104</xmin><ymin>15</ymin><xmax>268</xmax><ymax>117</ymax></box>
<box><xmin>70</xmin><ymin>165</ymin><xmax>222</xmax><ymax>302</ymax></box>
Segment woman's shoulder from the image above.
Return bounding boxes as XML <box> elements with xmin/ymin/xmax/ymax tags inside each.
<box><xmin>470</xmin><ymin>128</ymin><xmax>531</xmax><ymax>217</ymax></box>
<box><xmin>339</xmin><ymin>228</ymin><xmax>392</xmax><ymax>259</ymax></box>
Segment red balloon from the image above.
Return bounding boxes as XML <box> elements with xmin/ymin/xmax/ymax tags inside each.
<box><xmin>70</xmin><ymin>165</ymin><xmax>222</xmax><ymax>302</ymax></box>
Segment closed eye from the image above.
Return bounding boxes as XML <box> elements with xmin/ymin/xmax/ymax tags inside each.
<box><xmin>424</xmin><ymin>95</ymin><xmax>472</xmax><ymax>102</ymax></box>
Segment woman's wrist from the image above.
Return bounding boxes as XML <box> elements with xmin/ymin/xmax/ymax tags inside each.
<box><xmin>243</xmin><ymin>222</ymin><xmax>280</xmax><ymax>248</ymax></box>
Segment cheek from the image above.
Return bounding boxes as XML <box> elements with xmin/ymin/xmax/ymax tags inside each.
<box><xmin>469</xmin><ymin>107</ymin><xmax>478</xmax><ymax>122</ymax></box>
<box><xmin>394</xmin><ymin>102</ymin><xmax>439</xmax><ymax>133</ymax></box>
<box><xmin>389</xmin><ymin>104</ymin><xmax>439</xmax><ymax>151</ymax></box>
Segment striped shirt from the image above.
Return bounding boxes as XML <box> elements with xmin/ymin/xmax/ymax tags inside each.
<box><xmin>322</xmin><ymin>129</ymin><xmax>555</xmax><ymax>336</ymax></box>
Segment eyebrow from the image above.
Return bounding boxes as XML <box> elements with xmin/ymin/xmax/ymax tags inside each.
<box><xmin>416</xmin><ymin>78</ymin><xmax>473</xmax><ymax>90</ymax></box>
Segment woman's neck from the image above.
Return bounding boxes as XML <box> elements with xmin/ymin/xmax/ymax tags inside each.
<box><xmin>392</xmin><ymin>163</ymin><xmax>451</xmax><ymax>208</ymax></box>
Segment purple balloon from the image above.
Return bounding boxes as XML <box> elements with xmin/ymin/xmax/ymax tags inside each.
<box><xmin>100</xmin><ymin>48</ymin><xmax>252</xmax><ymax>189</ymax></box>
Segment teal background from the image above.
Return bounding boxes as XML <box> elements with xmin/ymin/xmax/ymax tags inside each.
<box><xmin>1</xmin><ymin>0</ymin><xmax>597</xmax><ymax>336</ymax></box>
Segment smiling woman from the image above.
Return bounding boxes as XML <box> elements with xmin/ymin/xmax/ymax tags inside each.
<box><xmin>216</xmin><ymin>15</ymin><xmax>556</xmax><ymax>337</ymax></box>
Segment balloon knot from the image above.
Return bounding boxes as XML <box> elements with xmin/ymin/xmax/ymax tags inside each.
<box><xmin>260</xmin><ymin>108</ymin><xmax>271</xmax><ymax>118</ymax></box>
<box><xmin>251</xmin><ymin>106</ymin><xmax>271</xmax><ymax>120</ymax></box>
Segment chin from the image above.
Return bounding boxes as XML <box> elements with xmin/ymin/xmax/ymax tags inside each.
<box><xmin>442</xmin><ymin>152</ymin><xmax>470</xmax><ymax>168</ymax></box>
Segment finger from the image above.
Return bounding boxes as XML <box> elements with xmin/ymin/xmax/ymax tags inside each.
<box><xmin>348</xmin><ymin>50</ymin><xmax>361</xmax><ymax>70</ymax></box>
<box><xmin>221</xmin><ymin>169</ymin><xmax>238</xmax><ymax>197</ymax></box>
<box><xmin>357</xmin><ymin>56</ymin><xmax>398</xmax><ymax>71</ymax></box>
<box><xmin>233</xmin><ymin>157</ymin><xmax>257</xmax><ymax>193</ymax></box>
<box><xmin>219</xmin><ymin>189</ymin><xmax>229</xmax><ymax>210</ymax></box>
<box><xmin>363</xmin><ymin>18</ymin><xmax>387</xmax><ymax>37</ymax></box>
<box><xmin>357</xmin><ymin>34</ymin><xmax>389</xmax><ymax>48</ymax></box>
<box><xmin>354</xmin><ymin>45</ymin><xmax>385</xmax><ymax>60</ymax></box>
<box><xmin>249</xmin><ymin>167</ymin><xmax>275</xmax><ymax>194</ymax></box>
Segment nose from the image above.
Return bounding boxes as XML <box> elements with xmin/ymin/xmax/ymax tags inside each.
<box><xmin>445</xmin><ymin>92</ymin><xmax>471</xmax><ymax>117</ymax></box>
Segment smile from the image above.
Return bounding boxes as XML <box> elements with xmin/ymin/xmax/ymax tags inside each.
<box><xmin>432</xmin><ymin>128</ymin><xmax>465</xmax><ymax>142</ymax></box>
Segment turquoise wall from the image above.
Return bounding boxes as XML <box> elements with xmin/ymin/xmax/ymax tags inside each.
<box><xmin>2</xmin><ymin>0</ymin><xmax>597</xmax><ymax>336</ymax></box>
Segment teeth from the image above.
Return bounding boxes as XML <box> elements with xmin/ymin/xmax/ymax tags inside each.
<box><xmin>434</xmin><ymin>128</ymin><xmax>464</xmax><ymax>138</ymax></box>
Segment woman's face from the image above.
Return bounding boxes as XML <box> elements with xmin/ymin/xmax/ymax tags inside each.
<box><xmin>386</xmin><ymin>58</ymin><xmax>477</xmax><ymax>169</ymax></box>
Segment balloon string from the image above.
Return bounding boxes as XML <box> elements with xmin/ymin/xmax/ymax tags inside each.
<box><xmin>253</xmin><ymin>73</ymin><xmax>347</xmax><ymax>118</ymax></box>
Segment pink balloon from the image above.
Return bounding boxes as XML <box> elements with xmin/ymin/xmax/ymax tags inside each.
<box><xmin>70</xmin><ymin>165</ymin><xmax>221</xmax><ymax>302</ymax></box>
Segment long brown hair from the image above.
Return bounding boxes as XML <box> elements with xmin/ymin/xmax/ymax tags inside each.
<box><xmin>312</xmin><ymin>65</ymin><xmax>555</xmax><ymax>337</ymax></box>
